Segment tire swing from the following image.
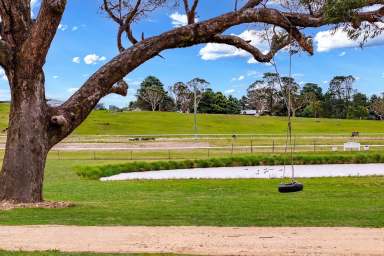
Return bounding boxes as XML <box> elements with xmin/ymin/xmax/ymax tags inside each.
<box><xmin>264</xmin><ymin>24</ymin><xmax>303</xmax><ymax>193</ymax></box>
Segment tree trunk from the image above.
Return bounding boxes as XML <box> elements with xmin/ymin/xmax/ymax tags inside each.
<box><xmin>0</xmin><ymin>73</ymin><xmax>49</xmax><ymax>203</ymax></box>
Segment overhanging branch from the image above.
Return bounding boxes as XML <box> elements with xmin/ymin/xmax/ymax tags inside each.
<box><xmin>20</xmin><ymin>0</ymin><xmax>66</xmax><ymax>73</ymax></box>
<box><xmin>210</xmin><ymin>33</ymin><xmax>292</xmax><ymax>63</ymax></box>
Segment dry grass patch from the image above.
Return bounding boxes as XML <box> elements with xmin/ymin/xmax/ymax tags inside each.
<box><xmin>0</xmin><ymin>201</ymin><xmax>74</xmax><ymax>211</ymax></box>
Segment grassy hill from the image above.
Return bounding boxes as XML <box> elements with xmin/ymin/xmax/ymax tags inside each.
<box><xmin>0</xmin><ymin>103</ymin><xmax>383</xmax><ymax>135</ymax></box>
<box><xmin>70</xmin><ymin>110</ymin><xmax>384</xmax><ymax>136</ymax></box>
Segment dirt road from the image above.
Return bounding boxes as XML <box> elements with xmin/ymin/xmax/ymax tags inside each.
<box><xmin>0</xmin><ymin>226</ymin><xmax>383</xmax><ymax>255</ymax></box>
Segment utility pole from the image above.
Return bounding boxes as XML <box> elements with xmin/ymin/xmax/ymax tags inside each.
<box><xmin>194</xmin><ymin>85</ymin><xmax>198</xmax><ymax>137</ymax></box>
<box><xmin>193</xmin><ymin>86</ymin><xmax>197</xmax><ymax>137</ymax></box>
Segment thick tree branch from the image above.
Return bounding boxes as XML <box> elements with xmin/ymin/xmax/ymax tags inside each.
<box><xmin>0</xmin><ymin>0</ymin><xmax>32</xmax><ymax>46</ymax></box>
<box><xmin>19</xmin><ymin>0</ymin><xmax>66</xmax><ymax>74</ymax></box>
<box><xmin>0</xmin><ymin>39</ymin><xmax>12</xmax><ymax>68</ymax></box>
<box><xmin>211</xmin><ymin>33</ymin><xmax>292</xmax><ymax>63</ymax></box>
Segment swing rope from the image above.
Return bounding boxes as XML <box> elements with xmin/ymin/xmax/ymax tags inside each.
<box><xmin>263</xmin><ymin>24</ymin><xmax>295</xmax><ymax>181</ymax></box>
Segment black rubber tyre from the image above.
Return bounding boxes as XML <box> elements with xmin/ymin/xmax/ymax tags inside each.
<box><xmin>278</xmin><ymin>182</ymin><xmax>304</xmax><ymax>193</ymax></box>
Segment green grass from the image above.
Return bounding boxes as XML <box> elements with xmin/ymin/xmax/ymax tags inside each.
<box><xmin>72</xmin><ymin>111</ymin><xmax>384</xmax><ymax>135</ymax></box>
<box><xmin>0</xmin><ymin>103</ymin><xmax>383</xmax><ymax>136</ymax></box>
<box><xmin>0</xmin><ymin>159</ymin><xmax>383</xmax><ymax>227</ymax></box>
<box><xmin>75</xmin><ymin>152</ymin><xmax>384</xmax><ymax>180</ymax></box>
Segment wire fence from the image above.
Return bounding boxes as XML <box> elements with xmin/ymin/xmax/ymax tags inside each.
<box><xmin>44</xmin><ymin>142</ymin><xmax>384</xmax><ymax>161</ymax></box>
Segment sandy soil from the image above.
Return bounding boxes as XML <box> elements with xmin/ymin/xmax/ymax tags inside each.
<box><xmin>0</xmin><ymin>201</ymin><xmax>73</xmax><ymax>211</ymax></box>
<box><xmin>0</xmin><ymin>226</ymin><xmax>383</xmax><ymax>255</ymax></box>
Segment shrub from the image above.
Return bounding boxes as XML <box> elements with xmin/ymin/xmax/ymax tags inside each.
<box><xmin>74</xmin><ymin>152</ymin><xmax>384</xmax><ymax>180</ymax></box>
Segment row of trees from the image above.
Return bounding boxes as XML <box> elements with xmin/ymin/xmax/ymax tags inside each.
<box><xmin>243</xmin><ymin>73</ymin><xmax>384</xmax><ymax>120</ymax></box>
<box><xmin>129</xmin><ymin>76</ymin><xmax>241</xmax><ymax>114</ymax></box>
<box><xmin>128</xmin><ymin>74</ymin><xmax>384</xmax><ymax>120</ymax></box>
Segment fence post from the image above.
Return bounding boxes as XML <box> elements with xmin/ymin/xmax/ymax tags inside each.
<box><xmin>207</xmin><ymin>148</ymin><xmax>210</xmax><ymax>158</ymax></box>
<box><xmin>231</xmin><ymin>143</ymin><xmax>234</xmax><ymax>155</ymax></box>
<box><xmin>314</xmin><ymin>140</ymin><xmax>316</xmax><ymax>152</ymax></box>
<box><xmin>57</xmin><ymin>150</ymin><xmax>60</xmax><ymax>160</ymax></box>
<box><xmin>272</xmin><ymin>140</ymin><xmax>275</xmax><ymax>153</ymax></box>
<box><xmin>251</xmin><ymin>140</ymin><xmax>253</xmax><ymax>153</ymax></box>
<box><xmin>93</xmin><ymin>151</ymin><xmax>96</xmax><ymax>160</ymax></box>
<box><xmin>168</xmin><ymin>150</ymin><xmax>171</xmax><ymax>160</ymax></box>
<box><xmin>130</xmin><ymin>150</ymin><xmax>133</xmax><ymax>161</ymax></box>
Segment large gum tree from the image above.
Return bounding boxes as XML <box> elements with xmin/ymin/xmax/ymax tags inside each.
<box><xmin>0</xmin><ymin>0</ymin><xmax>383</xmax><ymax>203</ymax></box>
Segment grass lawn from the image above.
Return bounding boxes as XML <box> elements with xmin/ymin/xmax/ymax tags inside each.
<box><xmin>0</xmin><ymin>159</ymin><xmax>382</xmax><ymax>227</ymax></box>
<box><xmin>0</xmin><ymin>104</ymin><xmax>384</xmax><ymax>136</ymax></box>
<box><xmin>69</xmin><ymin>110</ymin><xmax>384</xmax><ymax>135</ymax></box>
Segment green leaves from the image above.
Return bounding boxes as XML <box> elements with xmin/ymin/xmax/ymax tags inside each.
<box><xmin>324</xmin><ymin>0</ymin><xmax>366</xmax><ymax>23</ymax></box>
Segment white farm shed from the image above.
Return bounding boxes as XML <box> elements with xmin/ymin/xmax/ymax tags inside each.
<box><xmin>343</xmin><ymin>142</ymin><xmax>361</xmax><ymax>151</ymax></box>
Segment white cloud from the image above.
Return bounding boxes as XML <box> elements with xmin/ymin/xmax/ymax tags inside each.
<box><xmin>169</xmin><ymin>12</ymin><xmax>198</xmax><ymax>27</ymax></box>
<box><xmin>231</xmin><ymin>75</ymin><xmax>245</xmax><ymax>81</ymax></box>
<box><xmin>0</xmin><ymin>68</ymin><xmax>7</xmax><ymax>81</ymax></box>
<box><xmin>339</xmin><ymin>51</ymin><xmax>346</xmax><ymax>57</ymax></box>
<box><xmin>224</xmin><ymin>89</ymin><xmax>235</xmax><ymax>95</ymax></box>
<box><xmin>359</xmin><ymin>4</ymin><xmax>384</xmax><ymax>12</ymax></box>
<box><xmin>84</xmin><ymin>54</ymin><xmax>107</xmax><ymax>65</ymax></box>
<box><xmin>315</xmin><ymin>24</ymin><xmax>384</xmax><ymax>52</ymax></box>
<box><xmin>30</xmin><ymin>0</ymin><xmax>40</xmax><ymax>17</ymax></box>
<box><xmin>67</xmin><ymin>88</ymin><xmax>79</xmax><ymax>93</ymax></box>
<box><xmin>199</xmin><ymin>30</ymin><xmax>268</xmax><ymax>63</ymax></box>
<box><xmin>72</xmin><ymin>26</ymin><xmax>79</xmax><ymax>31</ymax></box>
<box><xmin>58</xmin><ymin>24</ymin><xmax>68</xmax><ymax>31</ymax></box>
<box><xmin>323</xmin><ymin>80</ymin><xmax>328</xmax><ymax>84</ymax></box>
<box><xmin>52</xmin><ymin>75</ymin><xmax>59</xmax><ymax>79</ymax></box>
<box><xmin>72</xmin><ymin>57</ymin><xmax>81</xmax><ymax>64</ymax></box>
<box><xmin>30</xmin><ymin>0</ymin><xmax>39</xmax><ymax>9</ymax></box>
<box><xmin>382</xmin><ymin>72</ymin><xmax>384</xmax><ymax>78</ymax></box>
<box><xmin>246</xmin><ymin>70</ymin><xmax>260</xmax><ymax>78</ymax></box>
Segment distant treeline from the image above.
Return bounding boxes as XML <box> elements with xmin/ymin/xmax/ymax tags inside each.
<box><xmin>102</xmin><ymin>74</ymin><xmax>384</xmax><ymax>120</ymax></box>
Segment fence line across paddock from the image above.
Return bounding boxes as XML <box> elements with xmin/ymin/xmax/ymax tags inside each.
<box><xmin>2</xmin><ymin>133</ymin><xmax>384</xmax><ymax>143</ymax></box>
<box><xmin>43</xmin><ymin>143</ymin><xmax>384</xmax><ymax>161</ymax></box>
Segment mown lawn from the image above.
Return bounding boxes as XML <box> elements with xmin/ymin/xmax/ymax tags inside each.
<box><xmin>0</xmin><ymin>159</ymin><xmax>382</xmax><ymax>227</ymax></box>
<box><xmin>73</xmin><ymin>110</ymin><xmax>384</xmax><ymax>135</ymax></box>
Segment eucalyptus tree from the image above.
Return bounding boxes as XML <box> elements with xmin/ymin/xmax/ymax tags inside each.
<box><xmin>0</xmin><ymin>0</ymin><xmax>383</xmax><ymax>203</ymax></box>
<box><xmin>328</xmin><ymin>75</ymin><xmax>356</xmax><ymax>118</ymax></box>
<box><xmin>372</xmin><ymin>97</ymin><xmax>384</xmax><ymax>120</ymax></box>
<box><xmin>170</xmin><ymin>82</ymin><xmax>193</xmax><ymax>113</ymax></box>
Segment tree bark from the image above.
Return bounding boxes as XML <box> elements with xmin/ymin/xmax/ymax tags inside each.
<box><xmin>0</xmin><ymin>72</ymin><xmax>49</xmax><ymax>203</ymax></box>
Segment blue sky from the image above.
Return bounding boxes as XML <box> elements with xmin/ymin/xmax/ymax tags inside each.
<box><xmin>0</xmin><ymin>0</ymin><xmax>383</xmax><ymax>107</ymax></box>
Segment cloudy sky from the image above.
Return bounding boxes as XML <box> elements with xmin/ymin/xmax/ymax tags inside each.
<box><xmin>0</xmin><ymin>0</ymin><xmax>383</xmax><ymax>107</ymax></box>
